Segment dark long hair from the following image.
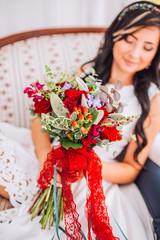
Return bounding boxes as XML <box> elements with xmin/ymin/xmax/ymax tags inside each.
<box><xmin>82</xmin><ymin>1</ymin><xmax>160</xmax><ymax>161</ymax></box>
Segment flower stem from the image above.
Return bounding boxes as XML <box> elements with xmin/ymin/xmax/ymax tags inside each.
<box><xmin>45</xmin><ymin>184</ymin><xmax>52</xmax><ymax>202</ymax></box>
<box><xmin>31</xmin><ymin>188</ymin><xmax>48</xmax><ymax>220</ymax></box>
<box><xmin>28</xmin><ymin>189</ymin><xmax>43</xmax><ymax>214</ymax></box>
<box><xmin>48</xmin><ymin>204</ymin><xmax>55</xmax><ymax>230</ymax></box>
<box><xmin>29</xmin><ymin>185</ymin><xmax>64</xmax><ymax>230</ymax></box>
<box><xmin>60</xmin><ymin>190</ymin><xmax>64</xmax><ymax>221</ymax></box>
<box><xmin>58</xmin><ymin>188</ymin><xmax>63</xmax><ymax>226</ymax></box>
<box><xmin>39</xmin><ymin>201</ymin><xmax>47</xmax><ymax>224</ymax></box>
<box><xmin>42</xmin><ymin>194</ymin><xmax>53</xmax><ymax>229</ymax></box>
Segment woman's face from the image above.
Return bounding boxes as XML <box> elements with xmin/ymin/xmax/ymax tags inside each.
<box><xmin>112</xmin><ymin>26</ymin><xmax>160</xmax><ymax>75</ymax></box>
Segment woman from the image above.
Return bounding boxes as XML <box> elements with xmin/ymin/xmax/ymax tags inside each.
<box><xmin>0</xmin><ymin>1</ymin><xmax>160</xmax><ymax>239</ymax></box>
<box><xmin>81</xmin><ymin>1</ymin><xmax>160</xmax><ymax>239</ymax></box>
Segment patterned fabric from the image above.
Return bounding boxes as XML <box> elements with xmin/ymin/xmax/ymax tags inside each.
<box><xmin>0</xmin><ymin>32</ymin><xmax>104</xmax><ymax>128</ymax></box>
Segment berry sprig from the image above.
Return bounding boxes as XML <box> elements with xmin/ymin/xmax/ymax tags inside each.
<box><xmin>68</xmin><ymin>106</ymin><xmax>93</xmax><ymax>135</ymax></box>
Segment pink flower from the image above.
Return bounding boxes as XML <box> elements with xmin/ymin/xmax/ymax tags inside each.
<box><xmin>24</xmin><ymin>87</ymin><xmax>37</xmax><ymax>98</ymax></box>
<box><xmin>33</xmin><ymin>95</ymin><xmax>43</xmax><ymax>102</ymax></box>
<box><xmin>93</xmin><ymin>125</ymin><xmax>100</xmax><ymax>137</ymax></box>
<box><xmin>35</xmin><ymin>82</ymin><xmax>45</xmax><ymax>90</ymax></box>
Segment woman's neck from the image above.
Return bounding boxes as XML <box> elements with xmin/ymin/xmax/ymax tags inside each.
<box><xmin>108</xmin><ymin>64</ymin><xmax>134</xmax><ymax>86</ymax></box>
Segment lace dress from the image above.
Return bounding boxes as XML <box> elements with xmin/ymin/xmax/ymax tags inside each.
<box><xmin>0</xmin><ymin>83</ymin><xmax>160</xmax><ymax>240</ymax></box>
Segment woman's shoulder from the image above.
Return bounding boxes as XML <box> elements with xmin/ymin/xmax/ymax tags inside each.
<box><xmin>148</xmin><ymin>82</ymin><xmax>160</xmax><ymax>100</ymax></box>
<box><xmin>76</xmin><ymin>64</ymin><xmax>92</xmax><ymax>78</ymax></box>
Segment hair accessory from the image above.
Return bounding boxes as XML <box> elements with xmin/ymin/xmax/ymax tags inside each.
<box><xmin>118</xmin><ymin>2</ymin><xmax>160</xmax><ymax>21</ymax></box>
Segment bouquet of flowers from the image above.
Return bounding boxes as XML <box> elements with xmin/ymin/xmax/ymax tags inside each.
<box><xmin>24</xmin><ymin>66</ymin><xmax>137</xmax><ymax>240</ymax></box>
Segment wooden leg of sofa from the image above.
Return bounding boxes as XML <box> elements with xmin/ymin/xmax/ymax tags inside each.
<box><xmin>0</xmin><ymin>186</ymin><xmax>13</xmax><ymax>211</ymax></box>
<box><xmin>0</xmin><ymin>185</ymin><xmax>10</xmax><ymax>200</ymax></box>
<box><xmin>0</xmin><ymin>196</ymin><xmax>13</xmax><ymax>211</ymax></box>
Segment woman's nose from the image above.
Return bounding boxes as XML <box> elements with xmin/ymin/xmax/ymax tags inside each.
<box><xmin>129</xmin><ymin>44</ymin><xmax>142</xmax><ymax>59</ymax></box>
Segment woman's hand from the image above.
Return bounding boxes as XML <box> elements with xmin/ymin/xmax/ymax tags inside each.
<box><xmin>37</xmin><ymin>164</ymin><xmax>62</xmax><ymax>187</ymax></box>
<box><xmin>50</xmin><ymin>167</ymin><xmax>62</xmax><ymax>187</ymax></box>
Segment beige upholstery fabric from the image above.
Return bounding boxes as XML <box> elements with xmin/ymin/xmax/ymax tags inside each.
<box><xmin>0</xmin><ymin>32</ymin><xmax>104</xmax><ymax>128</ymax></box>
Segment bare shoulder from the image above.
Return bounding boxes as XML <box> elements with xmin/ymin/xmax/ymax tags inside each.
<box><xmin>144</xmin><ymin>93</ymin><xmax>160</xmax><ymax>133</ymax></box>
<box><xmin>76</xmin><ymin>64</ymin><xmax>90</xmax><ymax>77</ymax></box>
<box><xmin>149</xmin><ymin>93</ymin><xmax>160</xmax><ymax>116</ymax></box>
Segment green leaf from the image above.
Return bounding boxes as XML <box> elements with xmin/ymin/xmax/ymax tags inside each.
<box><xmin>84</xmin><ymin>76</ymin><xmax>93</xmax><ymax>83</ymax></box>
<box><xmin>88</xmin><ymin>107</ymin><xmax>97</xmax><ymax>114</ymax></box>
<box><xmin>84</xmin><ymin>107</ymin><xmax>99</xmax><ymax>127</ymax></box>
<box><xmin>29</xmin><ymin>108</ymin><xmax>35</xmax><ymax>116</ymax></box>
<box><xmin>64</xmin><ymin>118</ymin><xmax>71</xmax><ymax>128</ymax></box>
<box><xmin>47</xmin><ymin>72</ymin><xmax>53</xmax><ymax>76</ymax></box>
<box><xmin>113</xmin><ymin>151</ymin><xmax>118</xmax><ymax>157</ymax></box>
<box><xmin>102</xmin><ymin>139</ymin><xmax>110</xmax><ymax>145</ymax></box>
<box><xmin>54</xmin><ymin>119</ymin><xmax>61</xmax><ymax>125</ymax></box>
<box><xmin>106</xmin><ymin>144</ymin><xmax>109</xmax><ymax>152</ymax></box>
<box><xmin>109</xmin><ymin>113</ymin><xmax>123</xmax><ymax>120</ymax></box>
<box><xmin>50</xmin><ymin>92</ymin><xmax>69</xmax><ymax>117</ymax></box>
<box><xmin>93</xmin><ymin>110</ymin><xmax>104</xmax><ymax>125</ymax></box>
<box><xmin>41</xmin><ymin>128</ymin><xmax>47</xmax><ymax>133</ymax></box>
<box><xmin>92</xmin><ymin>87</ymin><xmax>100</xmax><ymax>97</ymax></box>
<box><xmin>47</xmin><ymin>130</ymin><xmax>58</xmax><ymax>136</ymax></box>
<box><xmin>90</xmin><ymin>67</ymin><xmax>96</xmax><ymax>76</ymax></box>
<box><xmin>47</xmin><ymin>81</ymin><xmax>52</xmax><ymax>86</ymax></box>
<box><xmin>81</xmin><ymin>94</ymin><xmax>88</xmax><ymax>107</ymax></box>
<box><xmin>71</xmin><ymin>112</ymin><xmax>77</xmax><ymax>121</ymax></box>
<box><xmin>74</xmin><ymin>132</ymin><xmax>83</xmax><ymax>140</ymax></box>
<box><xmin>76</xmin><ymin>76</ymin><xmax>89</xmax><ymax>92</ymax></box>
<box><xmin>45</xmin><ymin>65</ymin><xmax>51</xmax><ymax>72</ymax></box>
<box><xmin>59</xmin><ymin>138</ymin><xmax>83</xmax><ymax>149</ymax></box>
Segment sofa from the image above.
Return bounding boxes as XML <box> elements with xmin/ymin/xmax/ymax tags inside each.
<box><xmin>0</xmin><ymin>27</ymin><xmax>105</xmax><ymax>209</ymax></box>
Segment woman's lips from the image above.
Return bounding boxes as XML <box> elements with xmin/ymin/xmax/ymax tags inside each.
<box><xmin>124</xmin><ymin>58</ymin><xmax>137</xmax><ymax>67</ymax></box>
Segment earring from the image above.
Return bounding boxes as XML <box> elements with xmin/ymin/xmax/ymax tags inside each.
<box><xmin>145</xmin><ymin>62</ymin><xmax>152</xmax><ymax>70</ymax></box>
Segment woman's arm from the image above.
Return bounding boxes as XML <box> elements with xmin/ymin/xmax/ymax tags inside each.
<box><xmin>31</xmin><ymin>117</ymin><xmax>61</xmax><ymax>184</ymax></box>
<box><xmin>102</xmin><ymin>94</ymin><xmax>160</xmax><ymax>184</ymax></box>
<box><xmin>31</xmin><ymin>117</ymin><xmax>52</xmax><ymax>172</ymax></box>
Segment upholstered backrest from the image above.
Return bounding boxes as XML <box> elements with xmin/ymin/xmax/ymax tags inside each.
<box><xmin>0</xmin><ymin>28</ymin><xmax>105</xmax><ymax>128</ymax></box>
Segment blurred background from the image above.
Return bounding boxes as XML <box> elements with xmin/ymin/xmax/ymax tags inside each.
<box><xmin>0</xmin><ymin>0</ymin><xmax>159</xmax><ymax>38</ymax></box>
<box><xmin>0</xmin><ymin>0</ymin><xmax>137</xmax><ymax>38</ymax></box>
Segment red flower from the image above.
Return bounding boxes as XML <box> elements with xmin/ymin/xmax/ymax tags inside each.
<box><xmin>63</xmin><ymin>89</ymin><xmax>87</xmax><ymax>112</ymax></box>
<box><xmin>34</xmin><ymin>98</ymin><xmax>52</xmax><ymax>114</ymax></box>
<box><xmin>91</xmin><ymin>138</ymin><xmax>99</xmax><ymax>144</ymax></box>
<box><xmin>100</xmin><ymin>126</ymin><xmax>120</xmax><ymax>142</ymax></box>
<box><xmin>117</xmin><ymin>135</ymin><xmax>122</xmax><ymax>141</ymax></box>
<box><xmin>82</xmin><ymin>134</ymin><xmax>98</xmax><ymax>147</ymax></box>
<box><xmin>65</xmin><ymin>89</ymin><xmax>87</xmax><ymax>98</ymax></box>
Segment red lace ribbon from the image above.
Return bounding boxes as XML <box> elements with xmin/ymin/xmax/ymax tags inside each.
<box><xmin>37</xmin><ymin>145</ymin><xmax>118</xmax><ymax>240</ymax></box>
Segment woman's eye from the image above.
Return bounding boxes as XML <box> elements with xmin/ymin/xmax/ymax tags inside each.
<box><xmin>144</xmin><ymin>46</ymin><xmax>153</xmax><ymax>51</ymax></box>
<box><xmin>124</xmin><ymin>35</ymin><xmax>134</xmax><ymax>43</ymax></box>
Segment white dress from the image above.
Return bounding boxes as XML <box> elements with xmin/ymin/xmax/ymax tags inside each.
<box><xmin>0</xmin><ymin>83</ymin><xmax>160</xmax><ymax>240</ymax></box>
